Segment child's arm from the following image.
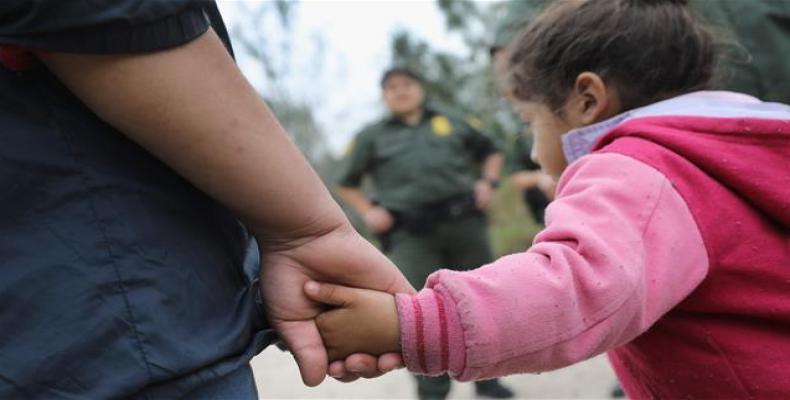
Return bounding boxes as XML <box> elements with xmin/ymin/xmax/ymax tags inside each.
<box><xmin>372</xmin><ymin>153</ymin><xmax>707</xmax><ymax>381</ymax></box>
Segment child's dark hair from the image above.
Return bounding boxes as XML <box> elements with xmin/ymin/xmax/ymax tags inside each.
<box><xmin>507</xmin><ymin>0</ymin><xmax>719</xmax><ymax>112</ymax></box>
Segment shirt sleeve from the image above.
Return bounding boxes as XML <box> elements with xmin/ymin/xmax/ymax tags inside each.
<box><xmin>0</xmin><ymin>0</ymin><xmax>214</xmax><ymax>53</ymax></box>
<box><xmin>336</xmin><ymin>132</ymin><xmax>374</xmax><ymax>188</ymax></box>
<box><xmin>395</xmin><ymin>152</ymin><xmax>709</xmax><ymax>380</ymax></box>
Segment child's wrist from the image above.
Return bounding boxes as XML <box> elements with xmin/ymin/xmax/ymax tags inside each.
<box><xmin>395</xmin><ymin>287</ymin><xmax>466</xmax><ymax>376</ymax></box>
<box><xmin>384</xmin><ymin>294</ymin><xmax>402</xmax><ymax>354</ymax></box>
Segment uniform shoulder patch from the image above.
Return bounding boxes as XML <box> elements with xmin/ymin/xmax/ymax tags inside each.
<box><xmin>431</xmin><ymin>115</ymin><xmax>454</xmax><ymax>137</ymax></box>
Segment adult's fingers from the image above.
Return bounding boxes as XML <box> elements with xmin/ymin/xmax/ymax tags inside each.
<box><xmin>343</xmin><ymin>353</ymin><xmax>385</xmax><ymax>379</ymax></box>
<box><xmin>377</xmin><ymin>352</ymin><xmax>405</xmax><ymax>372</ymax></box>
<box><xmin>328</xmin><ymin>360</ymin><xmax>359</xmax><ymax>382</ymax></box>
<box><xmin>275</xmin><ymin>320</ymin><xmax>328</xmax><ymax>386</ymax></box>
<box><xmin>327</xmin><ymin>353</ymin><xmax>404</xmax><ymax>382</ymax></box>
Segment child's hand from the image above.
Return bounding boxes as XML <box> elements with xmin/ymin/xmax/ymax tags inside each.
<box><xmin>304</xmin><ymin>281</ymin><xmax>401</xmax><ymax>362</ymax></box>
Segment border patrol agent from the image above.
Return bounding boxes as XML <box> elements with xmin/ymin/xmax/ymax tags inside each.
<box><xmin>336</xmin><ymin>67</ymin><xmax>514</xmax><ymax>400</ymax></box>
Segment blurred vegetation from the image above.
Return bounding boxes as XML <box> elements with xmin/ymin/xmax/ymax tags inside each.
<box><xmin>229</xmin><ymin>0</ymin><xmax>339</xmax><ymax>178</ymax></box>
<box><xmin>230</xmin><ymin>0</ymin><xmax>542</xmax><ymax>256</ymax></box>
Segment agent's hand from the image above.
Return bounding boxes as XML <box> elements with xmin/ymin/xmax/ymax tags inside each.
<box><xmin>305</xmin><ymin>281</ymin><xmax>401</xmax><ymax>361</ymax></box>
<box><xmin>260</xmin><ymin>223</ymin><xmax>413</xmax><ymax>386</ymax></box>
<box><xmin>474</xmin><ymin>179</ymin><xmax>495</xmax><ymax>210</ymax></box>
<box><xmin>363</xmin><ymin>206</ymin><xmax>395</xmax><ymax>234</ymax></box>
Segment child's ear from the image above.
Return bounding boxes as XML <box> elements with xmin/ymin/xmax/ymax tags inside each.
<box><xmin>570</xmin><ymin>72</ymin><xmax>620</xmax><ymax>125</ymax></box>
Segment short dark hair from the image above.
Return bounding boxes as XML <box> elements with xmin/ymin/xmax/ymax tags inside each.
<box><xmin>507</xmin><ymin>0</ymin><xmax>719</xmax><ymax>112</ymax></box>
<box><xmin>380</xmin><ymin>67</ymin><xmax>422</xmax><ymax>88</ymax></box>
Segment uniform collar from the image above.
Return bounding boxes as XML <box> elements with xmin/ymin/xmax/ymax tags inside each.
<box><xmin>386</xmin><ymin>107</ymin><xmax>437</xmax><ymax>126</ymax></box>
<box><xmin>561</xmin><ymin>91</ymin><xmax>765</xmax><ymax>163</ymax></box>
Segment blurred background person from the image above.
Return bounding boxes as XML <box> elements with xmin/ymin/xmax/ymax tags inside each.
<box><xmin>490</xmin><ymin>0</ymin><xmax>556</xmax><ymax>226</ymax></box>
<box><xmin>335</xmin><ymin>66</ymin><xmax>513</xmax><ymax>400</ymax></box>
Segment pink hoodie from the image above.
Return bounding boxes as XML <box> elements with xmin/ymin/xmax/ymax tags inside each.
<box><xmin>396</xmin><ymin>92</ymin><xmax>790</xmax><ymax>398</ymax></box>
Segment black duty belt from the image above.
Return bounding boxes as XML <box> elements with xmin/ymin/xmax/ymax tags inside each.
<box><xmin>391</xmin><ymin>192</ymin><xmax>482</xmax><ymax>235</ymax></box>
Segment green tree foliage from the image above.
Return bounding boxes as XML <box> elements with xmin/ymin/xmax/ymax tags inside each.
<box><xmin>390</xmin><ymin>1</ymin><xmax>524</xmax><ymax>146</ymax></box>
<box><xmin>228</xmin><ymin>0</ymin><xmax>541</xmax><ymax>253</ymax></box>
<box><xmin>266</xmin><ymin>99</ymin><xmax>339</xmax><ymax>180</ymax></box>
<box><xmin>228</xmin><ymin>1</ymin><xmax>338</xmax><ymax>178</ymax></box>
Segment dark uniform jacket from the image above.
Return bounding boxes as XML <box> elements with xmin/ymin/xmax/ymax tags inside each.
<box><xmin>0</xmin><ymin>2</ymin><xmax>274</xmax><ymax>398</ymax></box>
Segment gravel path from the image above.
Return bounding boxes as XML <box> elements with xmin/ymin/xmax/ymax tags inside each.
<box><xmin>252</xmin><ymin>347</ymin><xmax>619</xmax><ymax>399</ymax></box>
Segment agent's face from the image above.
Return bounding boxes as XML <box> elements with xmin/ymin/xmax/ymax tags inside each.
<box><xmin>382</xmin><ymin>75</ymin><xmax>425</xmax><ymax>116</ymax></box>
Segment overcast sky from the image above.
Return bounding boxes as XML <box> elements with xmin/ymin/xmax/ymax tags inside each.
<box><xmin>218</xmin><ymin>0</ymin><xmax>472</xmax><ymax>156</ymax></box>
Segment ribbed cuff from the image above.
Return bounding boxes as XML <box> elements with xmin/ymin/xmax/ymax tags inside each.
<box><xmin>396</xmin><ymin>285</ymin><xmax>465</xmax><ymax>376</ymax></box>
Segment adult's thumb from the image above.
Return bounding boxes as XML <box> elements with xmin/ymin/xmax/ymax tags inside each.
<box><xmin>275</xmin><ymin>320</ymin><xmax>328</xmax><ymax>386</ymax></box>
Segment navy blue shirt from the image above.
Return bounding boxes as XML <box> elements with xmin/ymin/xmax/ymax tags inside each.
<box><xmin>0</xmin><ymin>1</ymin><xmax>274</xmax><ymax>398</ymax></box>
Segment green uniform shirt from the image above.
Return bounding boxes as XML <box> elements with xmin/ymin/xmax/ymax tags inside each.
<box><xmin>338</xmin><ymin>108</ymin><xmax>498</xmax><ymax>212</ymax></box>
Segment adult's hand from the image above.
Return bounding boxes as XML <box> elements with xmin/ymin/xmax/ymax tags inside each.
<box><xmin>474</xmin><ymin>179</ymin><xmax>495</xmax><ymax>210</ymax></box>
<box><xmin>327</xmin><ymin>353</ymin><xmax>405</xmax><ymax>382</ymax></box>
<box><xmin>260</xmin><ymin>223</ymin><xmax>414</xmax><ymax>386</ymax></box>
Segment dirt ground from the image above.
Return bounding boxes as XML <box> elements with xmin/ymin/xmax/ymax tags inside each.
<box><xmin>251</xmin><ymin>347</ymin><xmax>619</xmax><ymax>399</ymax></box>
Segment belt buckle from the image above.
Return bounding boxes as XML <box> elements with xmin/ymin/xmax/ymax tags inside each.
<box><xmin>449</xmin><ymin>204</ymin><xmax>463</xmax><ymax>218</ymax></box>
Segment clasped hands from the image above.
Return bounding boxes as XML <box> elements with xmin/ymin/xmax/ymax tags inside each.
<box><xmin>260</xmin><ymin>223</ymin><xmax>412</xmax><ymax>386</ymax></box>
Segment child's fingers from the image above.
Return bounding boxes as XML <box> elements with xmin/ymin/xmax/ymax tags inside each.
<box><xmin>304</xmin><ymin>281</ymin><xmax>355</xmax><ymax>307</ymax></box>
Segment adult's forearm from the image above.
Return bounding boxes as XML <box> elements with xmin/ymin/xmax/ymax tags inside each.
<box><xmin>336</xmin><ymin>186</ymin><xmax>374</xmax><ymax>216</ymax></box>
<box><xmin>39</xmin><ymin>29</ymin><xmax>348</xmax><ymax>241</ymax></box>
<box><xmin>482</xmin><ymin>153</ymin><xmax>504</xmax><ymax>181</ymax></box>
<box><xmin>510</xmin><ymin>170</ymin><xmax>542</xmax><ymax>191</ymax></box>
